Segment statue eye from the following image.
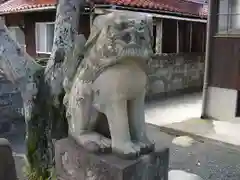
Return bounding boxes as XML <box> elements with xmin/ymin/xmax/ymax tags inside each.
<box><xmin>140</xmin><ymin>20</ymin><xmax>145</xmax><ymax>25</ymax></box>
<box><xmin>122</xmin><ymin>33</ymin><xmax>131</xmax><ymax>43</ymax></box>
<box><xmin>115</xmin><ymin>22</ymin><xmax>127</xmax><ymax>30</ymax></box>
<box><xmin>129</xmin><ymin>20</ymin><xmax>135</xmax><ymax>25</ymax></box>
<box><xmin>140</xmin><ymin>36</ymin><xmax>145</xmax><ymax>41</ymax></box>
<box><xmin>121</xmin><ymin>22</ymin><xmax>128</xmax><ymax>30</ymax></box>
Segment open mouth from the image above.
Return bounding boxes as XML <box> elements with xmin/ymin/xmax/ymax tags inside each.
<box><xmin>119</xmin><ymin>47</ymin><xmax>151</xmax><ymax>59</ymax></box>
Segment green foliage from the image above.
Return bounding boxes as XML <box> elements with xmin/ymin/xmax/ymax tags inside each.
<box><xmin>23</xmin><ymin>162</ymin><xmax>57</xmax><ymax>180</ymax></box>
<box><xmin>35</xmin><ymin>58</ymin><xmax>48</xmax><ymax>66</ymax></box>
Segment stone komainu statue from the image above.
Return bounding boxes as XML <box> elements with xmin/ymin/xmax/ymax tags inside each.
<box><xmin>63</xmin><ymin>12</ymin><xmax>154</xmax><ymax>159</ymax></box>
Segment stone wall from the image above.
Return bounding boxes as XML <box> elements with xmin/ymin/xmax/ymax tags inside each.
<box><xmin>0</xmin><ymin>69</ymin><xmax>23</xmax><ymax>133</ymax></box>
<box><xmin>147</xmin><ymin>53</ymin><xmax>205</xmax><ymax>98</ymax></box>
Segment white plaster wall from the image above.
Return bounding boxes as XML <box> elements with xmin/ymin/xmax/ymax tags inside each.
<box><xmin>185</xmin><ymin>0</ymin><xmax>207</xmax><ymax>4</ymax></box>
<box><xmin>205</xmin><ymin>87</ymin><xmax>239</xmax><ymax>121</ymax></box>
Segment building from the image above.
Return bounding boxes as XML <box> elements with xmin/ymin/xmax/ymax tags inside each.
<box><xmin>0</xmin><ymin>0</ymin><xmax>208</xmax><ymax>97</ymax></box>
<box><xmin>202</xmin><ymin>0</ymin><xmax>240</xmax><ymax>121</ymax></box>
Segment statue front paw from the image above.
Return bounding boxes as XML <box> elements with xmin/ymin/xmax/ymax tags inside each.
<box><xmin>136</xmin><ymin>138</ymin><xmax>155</xmax><ymax>155</ymax></box>
<box><xmin>112</xmin><ymin>142</ymin><xmax>141</xmax><ymax>159</ymax></box>
<box><xmin>72</xmin><ymin>132</ymin><xmax>112</xmax><ymax>153</ymax></box>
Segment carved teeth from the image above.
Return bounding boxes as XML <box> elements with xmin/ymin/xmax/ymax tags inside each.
<box><xmin>118</xmin><ymin>47</ymin><xmax>150</xmax><ymax>58</ymax></box>
<box><xmin>143</xmin><ymin>49</ymin><xmax>148</xmax><ymax>57</ymax></box>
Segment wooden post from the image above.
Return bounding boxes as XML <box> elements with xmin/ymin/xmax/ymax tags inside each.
<box><xmin>202</xmin><ymin>24</ymin><xmax>206</xmax><ymax>52</ymax></box>
<box><xmin>24</xmin><ymin>14</ymin><xmax>36</xmax><ymax>57</ymax></box>
<box><xmin>189</xmin><ymin>22</ymin><xmax>193</xmax><ymax>52</ymax></box>
<box><xmin>155</xmin><ymin>19</ymin><xmax>163</xmax><ymax>54</ymax></box>
<box><xmin>176</xmin><ymin>20</ymin><xmax>179</xmax><ymax>53</ymax></box>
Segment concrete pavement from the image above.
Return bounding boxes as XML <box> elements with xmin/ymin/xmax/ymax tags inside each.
<box><xmin>145</xmin><ymin>92</ymin><xmax>202</xmax><ymax>126</ymax></box>
<box><xmin>148</xmin><ymin>125</ymin><xmax>240</xmax><ymax>180</ymax></box>
<box><xmin>145</xmin><ymin>92</ymin><xmax>240</xmax><ymax>148</ymax></box>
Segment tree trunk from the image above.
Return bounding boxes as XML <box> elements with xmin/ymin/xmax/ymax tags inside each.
<box><xmin>0</xmin><ymin>0</ymin><xmax>85</xmax><ymax>178</ymax></box>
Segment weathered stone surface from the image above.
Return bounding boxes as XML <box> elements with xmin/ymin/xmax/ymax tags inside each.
<box><xmin>0</xmin><ymin>70</ymin><xmax>24</xmax><ymax>133</ymax></box>
<box><xmin>64</xmin><ymin>12</ymin><xmax>154</xmax><ymax>159</ymax></box>
<box><xmin>0</xmin><ymin>121</ymin><xmax>12</xmax><ymax>133</ymax></box>
<box><xmin>55</xmin><ymin>137</ymin><xmax>169</xmax><ymax>180</ymax></box>
<box><xmin>0</xmin><ymin>69</ymin><xmax>22</xmax><ymax>112</ymax></box>
<box><xmin>0</xmin><ymin>138</ymin><xmax>17</xmax><ymax>180</ymax></box>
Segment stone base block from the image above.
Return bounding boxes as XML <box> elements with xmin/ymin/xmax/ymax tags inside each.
<box><xmin>55</xmin><ymin>137</ymin><xmax>169</xmax><ymax>180</ymax></box>
<box><xmin>0</xmin><ymin>138</ymin><xmax>17</xmax><ymax>180</ymax></box>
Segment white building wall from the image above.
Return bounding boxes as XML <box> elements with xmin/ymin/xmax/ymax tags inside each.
<box><xmin>205</xmin><ymin>87</ymin><xmax>240</xmax><ymax>121</ymax></box>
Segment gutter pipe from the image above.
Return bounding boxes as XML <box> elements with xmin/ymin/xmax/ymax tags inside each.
<box><xmin>201</xmin><ymin>0</ymin><xmax>213</xmax><ymax>118</ymax></box>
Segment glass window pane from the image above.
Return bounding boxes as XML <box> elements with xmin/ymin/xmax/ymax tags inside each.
<box><xmin>217</xmin><ymin>15</ymin><xmax>228</xmax><ymax>33</ymax></box>
<box><xmin>228</xmin><ymin>14</ymin><xmax>240</xmax><ymax>33</ymax></box>
<box><xmin>229</xmin><ymin>0</ymin><xmax>240</xmax><ymax>14</ymax></box>
<box><xmin>218</xmin><ymin>0</ymin><xmax>229</xmax><ymax>14</ymax></box>
<box><xmin>35</xmin><ymin>24</ymin><xmax>39</xmax><ymax>51</ymax></box>
<box><xmin>35</xmin><ymin>23</ymin><xmax>46</xmax><ymax>52</ymax></box>
<box><xmin>46</xmin><ymin>24</ymin><xmax>54</xmax><ymax>52</ymax></box>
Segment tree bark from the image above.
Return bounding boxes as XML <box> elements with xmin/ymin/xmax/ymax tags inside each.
<box><xmin>0</xmin><ymin>0</ymin><xmax>85</xmax><ymax>178</ymax></box>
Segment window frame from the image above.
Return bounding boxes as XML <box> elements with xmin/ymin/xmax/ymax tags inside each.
<box><xmin>35</xmin><ymin>22</ymin><xmax>55</xmax><ymax>54</ymax></box>
<box><xmin>216</xmin><ymin>0</ymin><xmax>240</xmax><ymax>35</ymax></box>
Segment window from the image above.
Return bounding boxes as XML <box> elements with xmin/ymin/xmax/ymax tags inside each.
<box><xmin>152</xmin><ymin>25</ymin><xmax>156</xmax><ymax>53</ymax></box>
<box><xmin>152</xmin><ymin>18</ymin><xmax>206</xmax><ymax>54</ymax></box>
<box><xmin>179</xmin><ymin>21</ymin><xmax>191</xmax><ymax>53</ymax></box>
<box><xmin>8</xmin><ymin>26</ymin><xmax>25</xmax><ymax>49</ymax></box>
<box><xmin>162</xmin><ymin>19</ymin><xmax>177</xmax><ymax>53</ymax></box>
<box><xmin>191</xmin><ymin>22</ymin><xmax>206</xmax><ymax>52</ymax></box>
<box><xmin>35</xmin><ymin>22</ymin><xmax>54</xmax><ymax>53</ymax></box>
<box><xmin>217</xmin><ymin>0</ymin><xmax>240</xmax><ymax>34</ymax></box>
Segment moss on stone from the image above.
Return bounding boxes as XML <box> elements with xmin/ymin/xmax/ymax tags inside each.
<box><xmin>25</xmin><ymin>68</ymin><xmax>68</xmax><ymax>179</ymax></box>
<box><xmin>23</xmin><ymin>161</ymin><xmax>57</xmax><ymax>180</ymax></box>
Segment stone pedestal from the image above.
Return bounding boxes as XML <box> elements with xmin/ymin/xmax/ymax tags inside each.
<box><xmin>55</xmin><ymin>137</ymin><xmax>169</xmax><ymax>180</ymax></box>
<box><xmin>0</xmin><ymin>138</ymin><xmax>17</xmax><ymax>180</ymax></box>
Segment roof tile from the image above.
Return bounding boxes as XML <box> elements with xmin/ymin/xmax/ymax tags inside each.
<box><xmin>0</xmin><ymin>0</ymin><xmax>56</xmax><ymax>14</ymax></box>
<box><xmin>0</xmin><ymin>0</ymin><xmax>208</xmax><ymax>17</ymax></box>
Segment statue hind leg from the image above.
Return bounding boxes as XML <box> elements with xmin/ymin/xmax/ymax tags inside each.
<box><xmin>128</xmin><ymin>90</ymin><xmax>155</xmax><ymax>154</ymax></box>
